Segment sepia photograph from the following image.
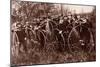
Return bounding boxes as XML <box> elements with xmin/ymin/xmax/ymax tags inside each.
<box><xmin>10</xmin><ymin>0</ymin><xmax>96</xmax><ymax>66</ymax></box>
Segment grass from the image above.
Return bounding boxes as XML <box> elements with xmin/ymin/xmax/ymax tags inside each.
<box><xmin>11</xmin><ymin>42</ymin><xmax>96</xmax><ymax>66</ymax></box>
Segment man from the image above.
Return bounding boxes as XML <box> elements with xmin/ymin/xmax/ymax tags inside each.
<box><xmin>67</xmin><ymin>12</ymin><xmax>73</xmax><ymax>24</ymax></box>
<box><xmin>12</xmin><ymin>21</ymin><xmax>27</xmax><ymax>53</ymax></box>
<box><xmin>24</xmin><ymin>21</ymin><xmax>35</xmax><ymax>50</ymax></box>
<box><xmin>55</xmin><ymin>16</ymin><xmax>68</xmax><ymax>52</ymax></box>
<box><xmin>24</xmin><ymin>22</ymin><xmax>32</xmax><ymax>40</ymax></box>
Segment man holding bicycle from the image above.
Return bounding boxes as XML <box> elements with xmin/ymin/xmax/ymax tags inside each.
<box><xmin>12</xmin><ymin>21</ymin><xmax>27</xmax><ymax>53</ymax></box>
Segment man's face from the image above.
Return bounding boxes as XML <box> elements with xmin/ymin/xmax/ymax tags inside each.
<box><xmin>37</xmin><ymin>18</ymin><xmax>40</xmax><ymax>22</ymax></box>
<box><xmin>77</xmin><ymin>15</ymin><xmax>80</xmax><ymax>19</ymax></box>
<box><xmin>17</xmin><ymin>24</ymin><xmax>21</xmax><ymax>28</ymax></box>
<box><xmin>68</xmin><ymin>15</ymin><xmax>72</xmax><ymax>19</ymax></box>
<box><xmin>26</xmin><ymin>22</ymin><xmax>29</xmax><ymax>26</ymax></box>
<box><xmin>64</xmin><ymin>17</ymin><xmax>68</xmax><ymax>20</ymax></box>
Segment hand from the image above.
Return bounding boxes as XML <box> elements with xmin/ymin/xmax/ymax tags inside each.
<box><xmin>34</xmin><ymin>26</ymin><xmax>39</xmax><ymax>30</ymax></box>
<box><xmin>59</xmin><ymin>30</ymin><xmax>62</xmax><ymax>34</ymax></box>
<box><xmin>24</xmin><ymin>37</ymin><xmax>27</xmax><ymax>40</ymax></box>
<box><xmin>81</xmin><ymin>43</ymin><xmax>85</xmax><ymax>46</ymax></box>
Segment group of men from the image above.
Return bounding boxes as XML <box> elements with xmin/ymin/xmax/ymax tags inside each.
<box><xmin>11</xmin><ymin>13</ymin><xmax>91</xmax><ymax>53</ymax></box>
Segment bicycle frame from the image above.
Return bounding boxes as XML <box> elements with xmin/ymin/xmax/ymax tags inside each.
<box><xmin>67</xmin><ymin>23</ymin><xmax>94</xmax><ymax>53</ymax></box>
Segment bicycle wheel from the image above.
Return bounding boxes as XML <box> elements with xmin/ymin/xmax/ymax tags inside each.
<box><xmin>53</xmin><ymin>28</ymin><xmax>66</xmax><ymax>51</ymax></box>
<box><xmin>11</xmin><ymin>32</ymin><xmax>19</xmax><ymax>57</ymax></box>
<box><xmin>35</xmin><ymin>29</ymin><xmax>47</xmax><ymax>49</ymax></box>
<box><xmin>67</xmin><ymin>25</ymin><xmax>94</xmax><ymax>53</ymax></box>
<box><xmin>45</xmin><ymin>21</ymin><xmax>58</xmax><ymax>42</ymax></box>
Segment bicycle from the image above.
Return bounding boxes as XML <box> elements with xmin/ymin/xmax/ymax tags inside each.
<box><xmin>67</xmin><ymin>20</ymin><xmax>95</xmax><ymax>53</ymax></box>
<box><xmin>11</xmin><ymin>30</ymin><xmax>20</xmax><ymax>57</ymax></box>
<box><xmin>11</xmin><ymin>24</ymin><xmax>35</xmax><ymax>56</ymax></box>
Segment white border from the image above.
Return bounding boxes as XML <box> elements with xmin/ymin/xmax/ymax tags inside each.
<box><xmin>0</xmin><ymin>0</ymin><xmax>98</xmax><ymax>67</ymax></box>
